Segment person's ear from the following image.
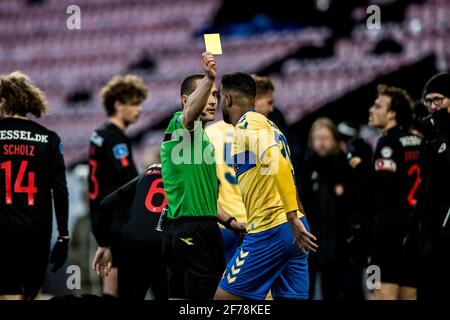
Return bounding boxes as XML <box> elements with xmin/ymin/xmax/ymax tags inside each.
<box><xmin>444</xmin><ymin>97</ymin><xmax>450</xmax><ymax>111</ymax></box>
<box><xmin>181</xmin><ymin>95</ymin><xmax>188</xmax><ymax>109</ymax></box>
<box><xmin>388</xmin><ymin>110</ymin><xmax>396</xmax><ymax>121</ymax></box>
<box><xmin>225</xmin><ymin>94</ymin><xmax>232</xmax><ymax>108</ymax></box>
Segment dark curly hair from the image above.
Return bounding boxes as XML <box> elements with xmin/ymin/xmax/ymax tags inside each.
<box><xmin>0</xmin><ymin>71</ymin><xmax>48</xmax><ymax>118</ymax></box>
<box><xmin>100</xmin><ymin>75</ymin><xmax>148</xmax><ymax>116</ymax></box>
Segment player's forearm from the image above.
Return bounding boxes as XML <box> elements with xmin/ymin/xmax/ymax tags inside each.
<box><xmin>217</xmin><ymin>203</ymin><xmax>233</xmax><ymax>225</ymax></box>
<box><xmin>183</xmin><ymin>77</ymin><xmax>214</xmax><ymax>129</ymax></box>
<box><xmin>53</xmin><ymin>188</ymin><xmax>69</xmax><ymax>237</ymax></box>
<box><xmin>52</xmin><ymin>145</ymin><xmax>69</xmax><ymax>236</ymax></box>
<box><xmin>119</xmin><ymin>166</ymin><xmax>139</xmax><ymax>185</ymax></box>
<box><xmin>96</xmin><ymin>210</ymin><xmax>113</xmax><ymax>247</ymax></box>
<box><xmin>296</xmin><ymin>190</ymin><xmax>306</xmax><ymax>215</ymax></box>
<box><xmin>285</xmin><ymin>210</ymin><xmax>300</xmax><ymax>223</ymax></box>
<box><xmin>272</xmin><ymin>156</ymin><xmax>299</xmax><ymax>213</ymax></box>
<box><xmin>96</xmin><ymin>191</ymin><xmax>122</xmax><ymax>247</ymax></box>
<box><xmin>261</xmin><ymin>146</ymin><xmax>299</xmax><ymax>212</ymax></box>
<box><xmin>95</xmin><ymin>177</ymin><xmax>137</xmax><ymax>246</ymax></box>
<box><xmin>116</xmin><ymin>175</ymin><xmax>139</xmax><ymax>202</ymax></box>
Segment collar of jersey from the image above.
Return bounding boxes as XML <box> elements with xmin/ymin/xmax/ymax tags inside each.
<box><xmin>237</xmin><ymin>109</ymin><xmax>257</xmax><ymax>124</ymax></box>
<box><xmin>384</xmin><ymin>125</ymin><xmax>401</xmax><ymax>136</ymax></box>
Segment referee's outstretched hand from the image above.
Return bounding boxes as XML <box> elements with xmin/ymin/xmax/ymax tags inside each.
<box><xmin>50</xmin><ymin>236</ymin><xmax>69</xmax><ymax>272</ymax></box>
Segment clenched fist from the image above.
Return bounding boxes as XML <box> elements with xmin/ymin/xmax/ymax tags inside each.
<box><xmin>201</xmin><ymin>52</ymin><xmax>217</xmax><ymax>80</ymax></box>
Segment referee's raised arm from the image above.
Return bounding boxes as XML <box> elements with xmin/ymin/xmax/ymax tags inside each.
<box><xmin>160</xmin><ymin>52</ymin><xmax>224</xmax><ymax>300</ymax></box>
<box><xmin>182</xmin><ymin>52</ymin><xmax>217</xmax><ymax>130</ymax></box>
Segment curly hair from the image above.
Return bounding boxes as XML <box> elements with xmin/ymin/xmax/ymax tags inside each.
<box><xmin>0</xmin><ymin>71</ymin><xmax>48</xmax><ymax>118</ymax></box>
<box><xmin>100</xmin><ymin>75</ymin><xmax>148</xmax><ymax>116</ymax></box>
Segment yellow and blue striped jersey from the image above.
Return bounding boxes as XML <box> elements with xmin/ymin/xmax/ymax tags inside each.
<box><xmin>205</xmin><ymin>120</ymin><xmax>247</xmax><ymax>223</ymax></box>
<box><xmin>231</xmin><ymin>110</ymin><xmax>303</xmax><ymax>233</ymax></box>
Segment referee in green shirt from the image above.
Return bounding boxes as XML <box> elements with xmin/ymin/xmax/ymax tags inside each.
<box><xmin>161</xmin><ymin>52</ymin><xmax>246</xmax><ymax>300</ymax></box>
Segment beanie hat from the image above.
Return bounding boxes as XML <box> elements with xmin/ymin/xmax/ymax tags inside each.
<box><xmin>423</xmin><ymin>72</ymin><xmax>450</xmax><ymax>99</ymax></box>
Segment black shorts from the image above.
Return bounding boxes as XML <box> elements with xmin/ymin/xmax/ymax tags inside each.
<box><xmin>371</xmin><ymin>227</ymin><xmax>417</xmax><ymax>287</ymax></box>
<box><xmin>0</xmin><ymin>237</ymin><xmax>50</xmax><ymax>298</ymax></box>
<box><xmin>162</xmin><ymin>217</ymin><xmax>225</xmax><ymax>300</ymax></box>
<box><xmin>118</xmin><ymin>240</ymin><xmax>168</xmax><ymax>300</ymax></box>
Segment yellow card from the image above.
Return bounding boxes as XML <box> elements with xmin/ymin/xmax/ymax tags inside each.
<box><xmin>204</xmin><ymin>33</ymin><xmax>222</xmax><ymax>55</ymax></box>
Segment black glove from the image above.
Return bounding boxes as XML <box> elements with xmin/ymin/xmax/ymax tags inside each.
<box><xmin>50</xmin><ymin>236</ymin><xmax>69</xmax><ymax>272</ymax></box>
<box><xmin>418</xmin><ymin>108</ymin><xmax>449</xmax><ymax>138</ymax></box>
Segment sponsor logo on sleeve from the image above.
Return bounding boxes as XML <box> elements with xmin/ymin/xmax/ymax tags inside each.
<box><xmin>375</xmin><ymin>158</ymin><xmax>397</xmax><ymax>172</ymax></box>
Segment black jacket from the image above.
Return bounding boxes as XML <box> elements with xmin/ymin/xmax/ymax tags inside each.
<box><xmin>299</xmin><ymin>151</ymin><xmax>364</xmax><ymax>264</ymax></box>
<box><xmin>415</xmin><ymin>110</ymin><xmax>450</xmax><ymax>256</ymax></box>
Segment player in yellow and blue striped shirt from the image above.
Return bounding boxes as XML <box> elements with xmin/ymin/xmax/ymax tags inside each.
<box><xmin>206</xmin><ymin>120</ymin><xmax>247</xmax><ymax>264</ymax></box>
<box><xmin>214</xmin><ymin>72</ymin><xmax>318</xmax><ymax>300</ymax></box>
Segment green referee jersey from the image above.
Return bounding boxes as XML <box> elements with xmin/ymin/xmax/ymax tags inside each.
<box><xmin>161</xmin><ymin>111</ymin><xmax>218</xmax><ymax>219</ymax></box>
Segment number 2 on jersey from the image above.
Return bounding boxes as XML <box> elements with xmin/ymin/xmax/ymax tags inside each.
<box><xmin>1</xmin><ymin>160</ymin><xmax>38</xmax><ymax>206</ymax></box>
<box><xmin>407</xmin><ymin>164</ymin><xmax>421</xmax><ymax>206</ymax></box>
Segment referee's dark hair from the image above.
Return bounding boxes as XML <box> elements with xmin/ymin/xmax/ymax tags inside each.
<box><xmin>221</xmin><ymin>72</ymin><xmax>256</xmax><ymax>107</ymax></box>
<box><xmin>180</xmin><ymin>74</ymin><xmax>205</xmax><ymax>97</ymax></box>
<box><xmin>378</xmin><ymin>84</ymin><xmax>414</xmax><ymax>130</ymax></box>
<box><xmin>0</xmin><ymin>71</ymin><xmax>48</xmax><ymax>118</ymax></box>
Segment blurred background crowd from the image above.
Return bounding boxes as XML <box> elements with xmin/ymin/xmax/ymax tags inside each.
<box><xmin>0</xmin><ymin>0</ymin><xmax>448</xmax><ymax>299</ymax></box>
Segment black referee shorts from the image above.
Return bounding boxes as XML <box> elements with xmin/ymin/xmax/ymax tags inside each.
<box><xmin>0</xmin><ymin>236</ymin><xmax>50</xmax><ymax>299</ymax></box>
<box><xmin>162</xmin><ymin>217</ymin><xmax>225</xmax><ymax>300</ymax></box>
